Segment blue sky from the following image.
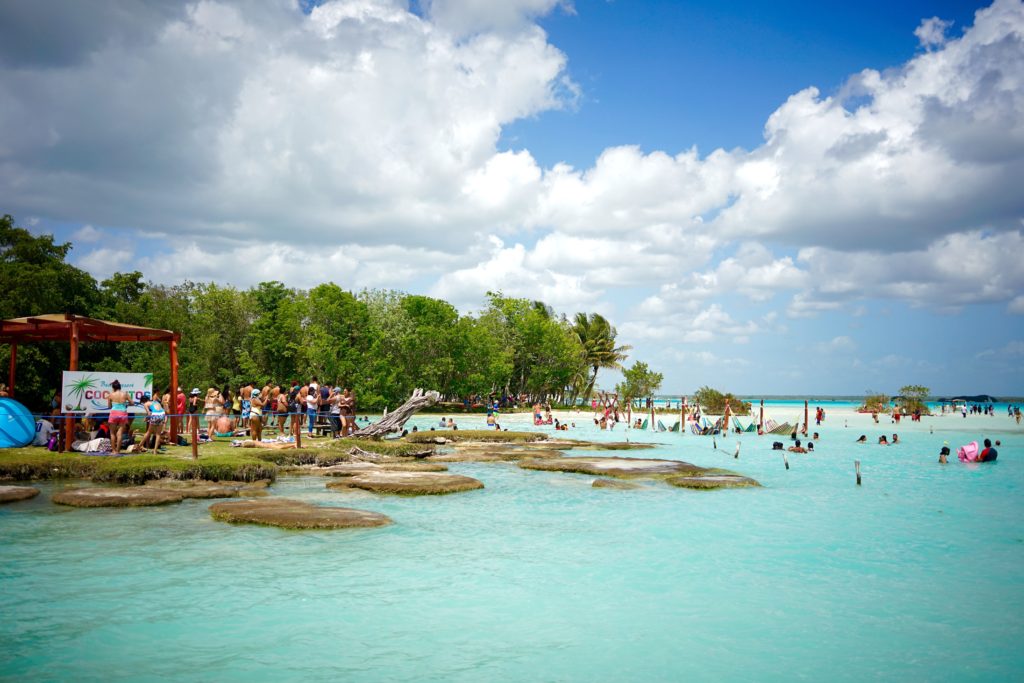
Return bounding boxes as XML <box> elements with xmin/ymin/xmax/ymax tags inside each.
<box><xmin>1</xmin><ymin>0</ymin><xmax>1022</xmax><ymax>396</ymax></box>
<box><xmin>508</xmin><ymin>0</ymin><xmax>984</xmax><ymax>165</ymax></box>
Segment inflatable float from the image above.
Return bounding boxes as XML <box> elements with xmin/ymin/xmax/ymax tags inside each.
<box><xmin>957</xmin><ymin>441</ymin><xmax>979</xmax><ymax>462</ymax></box>
<box><xmin>0</xmin><ymin>397</ymin><xmax>36</xmax><ymax>448</ymax></box>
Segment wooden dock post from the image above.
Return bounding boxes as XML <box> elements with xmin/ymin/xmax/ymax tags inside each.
<box><xmin>855</xmin><ymin>460</ymin><xmax>861</xmax><ymax>486</ymax></box>
<box><xmin>191</xmin><ymin>419</ymin><xmax>199</xmax><ymax>460</ymax></box>
<box><xmin>783</xmin><ymin>453</ymin><xmax>789</xmax><ymax>470</ymax></box>
<box><xmin>734</xmin><ymin>442</ymin><xmax>740</xmax><ymax>459</ymax></box>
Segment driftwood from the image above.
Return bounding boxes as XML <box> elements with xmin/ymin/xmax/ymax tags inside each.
<box><xmin>351</xmin><ymin>389</ymin><xmax>441</xmax><ymax>438</ymax></box>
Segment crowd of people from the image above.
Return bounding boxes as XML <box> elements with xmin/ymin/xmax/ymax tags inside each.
<box><xmin>29</xmin><ymin>377</ymin><xmax>362</xmax><ymax>455</ymax></box>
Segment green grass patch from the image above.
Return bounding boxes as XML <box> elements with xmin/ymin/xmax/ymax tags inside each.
<box><xmin>0</xmin><ymin>445</ymin><xmax>274</xmax><ymax>484</ymax></box>
<box><xmin>0</xmin><ymin>435</ymin><xmax>435</xmax><ymax>484</ymax></box>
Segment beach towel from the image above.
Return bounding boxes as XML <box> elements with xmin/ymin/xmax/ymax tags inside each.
<box><xmin>957</xmin><ymin>441</ymin><xmax>979</xmax><ymax>462</ymax></box>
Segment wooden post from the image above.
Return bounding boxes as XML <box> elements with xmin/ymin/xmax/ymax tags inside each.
<box><xmin>191</xmin><ymin>418</ymin><xmax>199</xmax><ymax>460</ymax></box>
<box><xmin>759</xmin><ymin>399</ymin><xmax>764</xmax><ymax>432</ymax></box>
<box><xmin>783</xmin><ymin>453</ymin><xmax>789</xmax><ymax>470</ymax></box>
<box><xmin>680</xmin><ymin>396</ymin><xmax>686</xmax><ymax>433</ymax></box>
<box><xmin>855</xmin><ymin>460</ymin><xmax>861</xmax><ymax>486</ymax></box>
<box><xmin>650</xmin><ymin>399</ymin><xmax>655</xmax><ymax>430</ymax></box>
<box><xmin>734</xmin><ymin>442</ymin><xmax>740</xmax><ymax>459</ymax></box>
<box><xmin>169</xmin><ymin>338</ymin><xmax>179</xmax><ymax>442</ymax></box>
<box><xmin>295</xmin><ymin>415</ymin><xmax>302</xmax><ymax>449</ymax></box>
<box><xmin>64</xmin><ymin>318</ymin><xmax>79</xmax><ymax>454</ymax></box>
<box><xmin>7</xmin><ymin>342</ymin><xmax>15</xmax><ymax>398</ymax></box>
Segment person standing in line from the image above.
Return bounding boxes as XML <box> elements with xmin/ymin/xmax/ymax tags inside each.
<box><xmin>249</xmin><ymin>386</ymin><xmax>264</xmax><ymax>442</ymax></box>
<box><xmin>305</xmin><ymin>383</ymin><xmax>320</xmax><ymax>436</ymax></box>
<box><xmin>328</xmin><ymin>386</ymin><xmax>343</xmax><ymax>437</ymax></box>
<box><xmin>343</xmin><ymin>388</ymin><xmax>357</xmax><ymax>436</ymax></box>
<box><xmin>276</xmin><ymin>389</ymin><xmax>289</xmax><ymax>435</ymax></box>
<box><xmin>106</xmin><ymin>380</ymin><xmax>133</xmax><ymax>455</ymax></box>
<box><xmin>142</xmin><ymin>392</ymin><xmax>166</xmax><ymax>454</ymax></box>
<box><xmin>186</xmin><ymin>388</ymin><xmax>202</xmax><ymax>435</ymax></box>
<box><xmin>176</xmin><ymin>387</ymin><xmax>186</xmax><ymax>424</ymax></box>
<box><xmin>203</xmin><ymin>387</ymin><xmax>221</xmax><ymax>433</ymax></box>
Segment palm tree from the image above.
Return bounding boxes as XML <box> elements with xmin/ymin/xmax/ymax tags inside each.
<box><xmin>571</xmin><ymin>312</ymin><xmax>631</xmax><ymax>403</ymax></box>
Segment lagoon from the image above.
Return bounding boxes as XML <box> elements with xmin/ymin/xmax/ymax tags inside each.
<box><xmin>2</xmin><ymin>406</ymin><xmax>1022</xmax><ymax>681</ymax></box>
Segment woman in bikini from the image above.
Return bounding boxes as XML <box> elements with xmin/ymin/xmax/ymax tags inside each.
<box><xmin>106</xmin><ymin>380</ymin><xmax>133</xmax><ymax>455</ymax></box>
<box><xmin>203</xmin><ymin>387</ymin><xmax>221</xmax><ymax>433</ymax></box>
<box><xmin>142</xmin><ymin>392</ymin><xmax>166</xmax><ymax>454</ymax></box>
<box><xmin>249</xmin><ymin>386</ymin><xmax>264</xmax><ymax>442</ymax></box>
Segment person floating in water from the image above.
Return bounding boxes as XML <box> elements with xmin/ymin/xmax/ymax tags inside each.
<box><xmin>856</xmin><ymin>435</ymin><xmax>866</xmax><ymax>443</ymax></box>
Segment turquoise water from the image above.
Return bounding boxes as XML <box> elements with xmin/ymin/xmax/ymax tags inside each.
<box><xmin>2</xmin><ymin>410</ymin><xmax>1023</xmax><ymax>681</ymax></box>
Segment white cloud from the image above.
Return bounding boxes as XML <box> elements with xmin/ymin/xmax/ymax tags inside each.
<box><xmin>76</xmin><ymin>247</ymin><xmax>135</xmax><ymax>280</ymax></box>
<box><xmin>915</xmin><ymin>17</ymin><xmax>954</xmax><ymax>48</ymax></box>
<box><xmin>72</xmin><ymin>225</ymin><xmax>102</xmax><ymax>242</ymax></box>
<box><xmin>714</xmin><ymin>0</ymin><xmax>1024</xmax><ymax>252</ymax></box>
<box><xmin>786</xmin><ymin>229</ymin><xmax>1024</xmax><ymax>316</ymax></box>
<box><xmin>813</xmin><ymin>335</ymin><xmax>857</xmax><ymax>354</ymax></box>
<box><xmin>428</xmin><ymin>0</ymin><xmax>572</xmax><ymax>38</ymax></box>
<box><xmin>976</xmin><ymin>339</ymin><xmax>1024</xmax><ymax>359</ymax></box>
<box><xmin>429</xmin><ymin>235</ymin><xmax>603</xmax><ymax>313</ymax></box>
<box><xmin>0</xmin><ymin>0</ymin><xmax>1022</xmax><ymax>338</ymax></box>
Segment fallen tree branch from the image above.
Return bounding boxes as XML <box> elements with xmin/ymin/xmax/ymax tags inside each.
<box><xmin>351</xmin><ymin>388</ymin><xmax>441</xmax><ymax>438</ymax></box>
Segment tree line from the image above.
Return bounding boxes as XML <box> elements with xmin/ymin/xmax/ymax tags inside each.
<box><xmin>1</xmin><ymin>214</ymin><xmax>656</xmax><ymax>411</ymax></box>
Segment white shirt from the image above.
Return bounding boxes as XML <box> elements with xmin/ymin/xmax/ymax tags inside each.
<box><xmin>33</xmin><ymin>419</ymin><xmax>56</xmax><ymax>446</ymax></box>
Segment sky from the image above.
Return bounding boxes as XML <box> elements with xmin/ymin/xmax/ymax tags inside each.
<box><xmin>1</xmin><ymin>0</ymin><xmax>1022</xmax><ymax>396</ymax></box>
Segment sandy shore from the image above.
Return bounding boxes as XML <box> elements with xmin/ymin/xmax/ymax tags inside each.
<box><xmin>517</xmin><ymin>404</ymin><xmax>1024</xmax><ymax>438</ymax></box>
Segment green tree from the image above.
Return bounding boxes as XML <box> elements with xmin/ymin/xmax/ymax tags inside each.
<box><xmin>859</xmin><ymin>391</ymin><xmax>891</xmax><ymax>413</ymax></box>
<box><xmin>238</xmin><ymin>281</ymin><xmax>303</xmax><ymax>385</ymax></box>
<box><xmin>896</xmin><ymin>384</ymin><xmax>931</xmax><ymax>415</ymax></box>
<box><xmin>301</xmin><ymin>283</ymin><xmax>370</xmax><ymax>389</ymax></box>
<box><xmin>692</xmin><ymin>386</ymin><xmax>751</xmax><ymax>415</ymax></box>
<box><xmin>615</xmin><ymin>361</ymin><xmax>664</xmax><ymax>404</ymax></box>
<box><xmin>0</xmin><ymin>214</ymin><xmax>102</xmax><ymax>408</ymax></box>
<box><xmin>571</xmin><ymin>312</ymin><xmax>631</xmax><ymax>402</ymax></box>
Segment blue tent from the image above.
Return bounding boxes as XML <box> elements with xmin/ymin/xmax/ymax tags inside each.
<box><xmin>0</xmin><ymin>397</ymin><xmax>36</xmax><ymax>448</ymax></box>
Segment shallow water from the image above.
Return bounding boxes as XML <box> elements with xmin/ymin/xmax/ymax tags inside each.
<box><xmin>2</xmin><ymin>410</ymin><xmax>1023</xmax><ymax>681</ymax></box>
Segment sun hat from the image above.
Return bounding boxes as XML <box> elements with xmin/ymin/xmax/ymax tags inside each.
<box><xmin>191</xmin><ymin>388</ymin><xmax>201</xmax><ymax>395</ymax></box>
